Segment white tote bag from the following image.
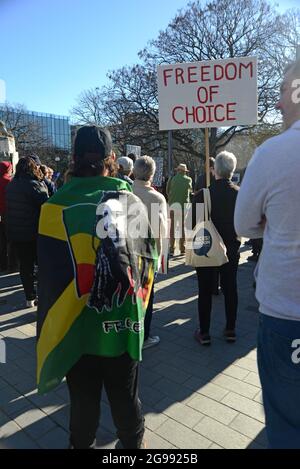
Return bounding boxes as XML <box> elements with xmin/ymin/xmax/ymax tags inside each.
<box><xmin>185</xmin><ymin>189</ymin><xmax>229</xmax><ymax>267</ymax></box>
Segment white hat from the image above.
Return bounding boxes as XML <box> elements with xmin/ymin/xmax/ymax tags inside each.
<box><xmin>117</xmin><ymin>156</ymin><xmax>133</xmax><ymax>172</ymax></box>
<box><xmin>175</xmin><ymin>163</ymin><xmax>189</xmax><ymax>172</ymax></box>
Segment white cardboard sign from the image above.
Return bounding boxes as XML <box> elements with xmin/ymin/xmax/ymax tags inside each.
<box><xmin>158</xmin><ymin>57</ymin><xmax>257</xmax><ymax>130</ymax></box>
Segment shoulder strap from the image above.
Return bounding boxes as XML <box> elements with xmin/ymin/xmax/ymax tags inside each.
<box><xmin>203</xmin><ymin>188</ymin><xmax>211</xmax><ymax>221</ymax></box>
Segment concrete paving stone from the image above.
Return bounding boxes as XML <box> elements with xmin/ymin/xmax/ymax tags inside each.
<box><xmin>141</xmin><ymin>355</ymin><xmax>161</xmax><ymax>369</ymax></box>
<box><xmin>155</xmin><ymin>419</ymin><xmax>211</xmax><ymax>449</ymax></box>
<box><xmin>36</xmin><ymin>426</ymin><xmax>69</xmax><ymax>449</ymax></box>
<box><xmin>0</xmin><ymin>362</ymin><xmax>21</xmax><ymax>378</ymax></box>
<box><xmin>229</xmin><ymin>413</ymin><xmax>267</xmax><ymax>445</ymax></box>
<box><xmin>168</xmin><ymin>357</ymin><xmax>217</xmax><ymax>382</ymax></box>
<box><xmin>187</xmin><ymin>394</ymin><xmax>238</xmax><ymax>425</ymax></box>
<box><xmin>152</xmin><ymin>377</ymin><xmax>192</xmax><ymax>402</ymax></box>
<box><xmin>0</xmin><ymin>329</ymin><xmax>28</xmax><ymax>340</ymax></box>
<box><xmin>155</xmin><ymin>340</ymin><xmax>187</xmax><ymax>355</ymax></box>
<box><xmin>221</xmin><ymin>392</ymin><xmax>265</xmax><ymax>423</ymax></box>
<box><xmin>47</xmin><ymin>406</ymin><xmax>69</xmax><ymax>430</ymax></box>
<box><xmin>0</xmin><ymin>420</ymin><xmax>21</xmax><ymax>438</ymax></box>
<box><xmin>14</xmin><ymin>407</ymin><xmax>56</xmax><ymax>440</ymax></box>
<box><xmin>54</xmin><ymin>382</ymin><xmax>69</xmax><ymax>400</ymax></box>
<box><xmin>13</xmin><ymin>375</ymin><xmax>37</xmax><ymax>395</ymax></box>
<box><xmin>15</xmin><ymin>324</ymin><xmax>36</xmax><ymax>337</ymax></box>
<box><xmin>5</xmin><ymin>345</ymin><xmax>26</xmax><ymax>361</ymax></box>
<box><xmin>1</xmin><ymin>369</ymin><xmax>33</xmax><ymax>387</ymax></box>
<box><xmin>235</xmin><ymin>357</ymin><xmax>259</xmax><ymax>373</ymax></box>
<box><xmin>152</xmin><ymin>396</ymin><xmax>175</xmax><ymax>413</ymax></box>
<box><xmin>221</xmin><ymin>365</ymin><xmax>250</xmax><ymax>380</ymax></box>
<box><xmin>152</xmin><ymin>362</ymin><xmax>191</xmax><ymax>385</ymax></box>
<box><xmin>243</xmin><ymin>372</ymin><xmax>261</xmax><ymax>388</ymax></box>
<box><xmin>140</xmin><ymin>383</ymin><xmax>167</xmax><ymax>407</ymax></box>
<box><xmin>254</xmin><ymin>390</ymin><xmax>263</xmax><ymax>404</ymax></box>
<box><xmin>160</xmin><ymin>401</ymin><xmax>204</xmax><ymax>429</ymax></box>
<box><xmin>140</xmin><ymin>367</ymin><xmax>163</xmax><ymax>387</ymax></box>
<box><xmin>209</xmin><ymin>443</ymin><xmax>223</xmax><ymax>449</ymax></box>
<box><xmin>144</xmin><ymin>428</ymin><xmax>178</xmax><ymax>449</ymax></box>
<box><xmin>212</xmin><ymin>374</ymin><xmax>259</xmax><ymax>399</ymax></box>
<box><xmin>180</xmin><ymin>375</ymin><xmax>206</xmax><ymax>393</ymax></box>
<box><xmin>174</xmin><ymin>335</ymin><xmax>208</xmax><ymax>351</ymax></box>
<box><xmin>144</xmin><ymin>411</ymin><xmax>169</xmax><ymax>432</ymax></box>
<box><xmin>191</xmin><ymin>380</ymin><xmax>230</xmax><ymax>402</ymax></box>
<box><xmin>244</xmin><ymin>350</ymin><xmax>257</xmax><ymax>361</ymax></box>
<box><xmin>40</xmin><ymin>403</ymin><xmax>67</xmax><ymax>418</ymax></box>
<box><xmin>144</xmin><ymin>349</ymin><xmax>176</xmax><ymax>366</ymax></box>
<box><xmin>12</xmin><ymin>340</ymin><xmax>36</xmax><ymax>356</ymax></box>
<box><xmin>0</xmin><ymin>377</ymin><xmax>9</xmax><ymax>390</ymax></box>
<box><xmin>0</xmin><ymin>384</ymin><xmax>31</xmax><ymax>417</ymax></box>
<box><xmin>25</xmin><ymin>390</ymin><xmax>65</xmax><ymax>410</ymax></box>
<box><xmin>151</xmin><ymin>328</ymin><xmax>180</xmax><ymax>343</ymax></box>
<box><xmin>174</xmin><ymin>349</ymin><xmax>214</xmax><ymax>368</ymax></box>
<box><xmin>2</xmin><ymin>397</ymin><xmax>35</xmax><ymax>420</ymax></box>
<box><xmin>194</xmin><ymin>416</ymin><xmax>252</xmax><ymax>449</ymax></box>
<box><xmin>0</xmin><ymin>422</ymin><xmax>39</xmax><ymax>449</ymax></box>
<box><xmin>0</xmin><ymin>409</ymin><xmax>9</xmax><ymax>425</ymax></box>
<box><xmin>14</xmin><ymin>357</ymin><xmax>37</xmax><ymax>376</ymax></box>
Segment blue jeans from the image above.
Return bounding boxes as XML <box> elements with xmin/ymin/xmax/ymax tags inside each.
<box><xmin>257</xmin><ymin>314</ymin><xmax>300</xmax><ymax>449</ymax></box>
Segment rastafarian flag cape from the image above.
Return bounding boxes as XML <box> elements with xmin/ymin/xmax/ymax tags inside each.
<box><xmin>37</xmin><ymin>175</ymin><xmax>158</xmax><ymax>394</ymax></box>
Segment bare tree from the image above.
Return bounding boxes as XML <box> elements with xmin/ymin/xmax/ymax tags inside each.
<box><xmin>71</xmin><ymin>0</ymin><xmax>300</xmax><ymax>172</ymax></box>
<box><xmin>71</xmin><ymin>88</ymin><xmax>107</xmax><ymax>126</ymax></box>
<box><xmin>139</xmin><ymin>0</ymin><xmax>299</xmax><ymax>155</ymax></box>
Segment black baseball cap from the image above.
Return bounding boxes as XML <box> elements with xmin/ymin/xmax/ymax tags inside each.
<box><xmin>74</xmin><ymin>125</ymin><xmax>112</xmax><ymax>162</ymax></box>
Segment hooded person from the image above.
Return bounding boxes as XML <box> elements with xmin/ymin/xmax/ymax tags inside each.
<box><xmin>37</xmin><ymin>125</ymin><xmax>157</xmax><ymax>449</ymax></box>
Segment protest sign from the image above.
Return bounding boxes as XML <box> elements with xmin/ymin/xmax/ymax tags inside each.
<box><xmin>126</xmin><ymin>145</ymin><xmax>141</xmax><ymax>157</ymax></box>
<box><xmin>158</xmin><ymin>57</ymin><xmax>257</xmax><ymax>131</ymax></box>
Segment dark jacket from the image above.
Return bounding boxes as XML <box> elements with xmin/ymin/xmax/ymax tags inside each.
<box><xmin>43</xmin><ymin>178</ymin><xmax>56</xmax><ymax>197</ymax></box>
<box><xmin>192</xmin><ymin>179</ymin><xmax>240</xmax><ymax>255</ymax></box>
<box><xmin>5</xmin><ymin>175</ymin><xmax>48</xmax><ymax>242</ymax></box>
<box><xmin>194</xmin><ymin>173</ymin><xmax>216</xmax><ymax>192</ymax></box>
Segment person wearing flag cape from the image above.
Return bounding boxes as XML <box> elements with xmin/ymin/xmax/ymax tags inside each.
<box><xmin>37</xmin><ymin>125</ymin><xmax>158</xmax><ymax>449</ymax></box>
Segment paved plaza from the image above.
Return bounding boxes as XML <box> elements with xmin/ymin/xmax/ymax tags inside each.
<box><xmin>0</xmin><ymin>245</ymin><xmax>267</xmax><ymax>449</ymax></box>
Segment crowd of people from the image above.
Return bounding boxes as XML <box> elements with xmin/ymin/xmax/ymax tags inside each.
<box><xmin>0</xmin><ymin>59</ymin><xmax>300</xmax><ymax>449</ymax></box>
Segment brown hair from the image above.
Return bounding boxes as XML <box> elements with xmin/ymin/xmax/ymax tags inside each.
<box><xmin>15</xmin><ymin>157</ymin><xmax>43</xmax><ymax>181</ymax></box>
<box><xmin>67</xmin><ymin>156</ymin><xmax>118</xmax><ymax>179</ymax></box>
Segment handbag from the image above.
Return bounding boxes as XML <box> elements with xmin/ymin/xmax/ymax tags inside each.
<box><xmin>185</xmin><ymin>188</ymin><xmax>229</xmax><ymax>267</ymax></box>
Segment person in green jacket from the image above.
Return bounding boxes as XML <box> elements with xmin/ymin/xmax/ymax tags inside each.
<box><xmin>166</xmin><ymin>163</ymin><xmax>193</xmax><ymax>255</ymax></box>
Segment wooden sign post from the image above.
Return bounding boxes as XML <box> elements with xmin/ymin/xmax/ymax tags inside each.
<box><xmin>205</xmin><ymin>128</ymin><xmax>210</xmax><ymax>188</ymax></box>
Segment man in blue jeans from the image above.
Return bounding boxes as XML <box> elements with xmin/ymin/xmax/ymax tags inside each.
<box><xmin>234</xmin><ymin>59</ymin><xmax>300</xmax><ymax>448</ymax></box>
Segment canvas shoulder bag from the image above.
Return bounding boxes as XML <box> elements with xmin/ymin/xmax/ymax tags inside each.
<box><xmin>185</xmin><ymin>188</ymin><xmax>229</xmax><ymax>267</ymax></box>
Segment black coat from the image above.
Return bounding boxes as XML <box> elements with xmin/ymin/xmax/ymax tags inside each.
<box><xmin>5</xmin><ymin>175</ymin><xmax>48</xmax><ymax>242</ymax></box>
<box><xmin>192</xmin><ymin>179</ymin><xmax>240</xmax><ymax>255</ymax></box>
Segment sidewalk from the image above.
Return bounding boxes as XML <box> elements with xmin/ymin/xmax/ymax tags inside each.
<box><xmin>0</xmin><ymin>246</ymin><xmax>267</xmax><ymax>449</ymax></box>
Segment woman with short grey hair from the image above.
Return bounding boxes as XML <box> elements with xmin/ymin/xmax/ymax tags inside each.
<box><xmin>133</xmin><ymin>156</ymin><xmax>168</xmax><ymax>350</ymax></box>
<box><xmin>133</xmin><ymin>155</ymin><xmax>156</xmax><ymax>182</ymax></box>
<box><xmin>214</xmin><ymin>151</ymin><xmax>237</xmax><ymax>180</ymax></box>
<box><xmin>191</xmin><ymin>150</ymin><xmax>240</xmax><ymax>346</ymax></box>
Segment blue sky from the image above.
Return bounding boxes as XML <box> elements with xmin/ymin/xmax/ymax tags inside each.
<box><xmin>0</xmin><ymin>0</ymin><xmax>299</xmax><ymax>117</ymax></box>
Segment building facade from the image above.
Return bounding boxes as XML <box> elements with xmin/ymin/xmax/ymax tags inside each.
<box><xmin>0</xmin><ymin>107</ymin><xmax>71</xmax><ymax>151</ymax></box>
